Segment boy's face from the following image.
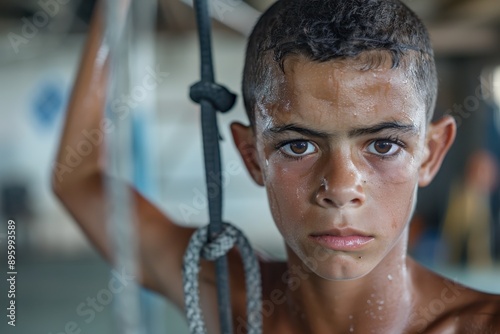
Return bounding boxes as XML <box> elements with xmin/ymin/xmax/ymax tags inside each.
<box><xmin>232</xmin><ymin>56</ymin><xmax>455</xmax><ymax>280</ymax></box>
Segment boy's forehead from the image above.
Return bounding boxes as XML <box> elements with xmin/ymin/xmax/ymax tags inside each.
<box><xmin>255</xmin><ymin>57</ymin><xmax>426</xmax><ymax>132</ymax></box>
<box><xmin>283</xmin><ymin>55</ymin><xmax>414</xmax><ymax>100</ymax></box>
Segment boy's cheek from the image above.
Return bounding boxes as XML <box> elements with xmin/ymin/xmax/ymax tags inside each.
<box><xmin>366</xmin><ymin>155</ymin><xmax>420</xmax><ymax>186</ymax></box>
<box><xmin>370</xmin><ymin>173</ymin><xmax>419</xmax><ymax>221</ymax></box>
<box><xmin>263</xmin><ymin>151</ymin><xmax>318</xmax><ymax>182</ymax></box>
<box><xmin>265</xmin><ymin>163</ymin><xmax>313</xmax><ymax>201</ymax></box>
<box><xmin>264</xmin><ymin>162</ymin><xmax>316</xmax><ymax>220</ymax></box>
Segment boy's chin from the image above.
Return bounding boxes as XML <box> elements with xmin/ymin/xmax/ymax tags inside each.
<box><xmin>296</xmin><ymin>248</ymin><xmax>383</xmax><ymax>282</ymax></box>
<box><xmin>308</xmin><ymin>261</ymin><xmax>377</xmax><ymax>282</ymax></box>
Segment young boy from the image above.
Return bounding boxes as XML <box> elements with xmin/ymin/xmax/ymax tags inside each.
<box><xmin>53</xmin><ymin>0</ymin><xmax>500</xmax><ymax>333</ymax></box>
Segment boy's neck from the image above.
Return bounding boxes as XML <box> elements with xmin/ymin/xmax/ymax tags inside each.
<box><xmin>283</xmin><ymin>233</ymin><xmax>415</xmax><ymax>333</ymax></box>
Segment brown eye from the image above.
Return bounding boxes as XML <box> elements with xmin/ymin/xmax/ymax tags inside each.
<box><xmin>367</xmin><ymin>140</ymin><xmax>400</xmax><ymax>156</ymax></box>
<box><xmin>374</xmin><ymin>141</ymin><xmax>392</xmax><ymax>154</ymax></box>
<box><xmin>290</xmin><ymin>142</ymin><xmax>308</xmax><ymax>154</ymax></box>
<box><xmin>281</xmin><ymin>140</ymin><xmax>316</xmax><ymax>157</ymax></box>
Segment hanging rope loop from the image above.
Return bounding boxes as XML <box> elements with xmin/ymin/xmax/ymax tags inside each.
<box><xmin>183</xmin><ymin>223</ymin><xmax>263</xmax><ymax>334</ymax></box>
<box><xmin>190</xmin><ymin>81</ymin><xmax>236</xmax><ymax>113</ymax></box>
<box><xmin>183</xmin><ymin>0</ymin><xmax>262</xmax><ymax>332</ymax></box>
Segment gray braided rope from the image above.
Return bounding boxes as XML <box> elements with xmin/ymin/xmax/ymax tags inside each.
<box><xmin>183</xmin><ymin>223</ymin><xmax>262</xmax><ymax>334</ymax></box>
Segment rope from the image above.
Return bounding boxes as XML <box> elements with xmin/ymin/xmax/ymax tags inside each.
<box><xmin>190</xmin><ymin>0</ymin><xmax>234</xmax><ymax>330</ymax></box>
<box><xmin>182</xmin><ymin>0</ymin><xmax>263</xmax><ymax>331</ymax></box>
<box><xmin>183</xmin><ymin>223</ymin><xmax>262</xmax><ymax>334</ymax></box>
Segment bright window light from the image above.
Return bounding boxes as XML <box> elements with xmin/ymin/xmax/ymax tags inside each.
<box><xmin>493</xmin><ymin>66</ymin><xmax>500</xmax><ymax>132</ymax></box>
<box><xmin>493</xmin><ymin>66</ymin><xmax>500</xmax><ymax>107</ymax></box>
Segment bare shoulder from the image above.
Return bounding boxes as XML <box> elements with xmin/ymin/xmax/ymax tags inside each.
<box><xmin>428</xmin><ymin>288</ymin><xmax>500</xmax><ymax>333</ymax></box>
<box><xmin>453</xmin><ymin>289</ymin><xmax>500</xmax><ymax>333</ymax></box>
<box><xmin>408</xmin><ymin>260</ymin><xmax>500</xmax><ymax>333</ymax></box>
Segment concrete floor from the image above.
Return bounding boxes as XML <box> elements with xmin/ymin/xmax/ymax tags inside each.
<box><xmin>0</xmin><ymin>253</ymin><xmax>189</xmax><ymax>334</ymax></box>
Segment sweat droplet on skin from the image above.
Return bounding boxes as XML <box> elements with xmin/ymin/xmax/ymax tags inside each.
<box><xmin>387</xmin><ymin>274</ymin><xmax>393</xmax><ymax>281</ymax></box>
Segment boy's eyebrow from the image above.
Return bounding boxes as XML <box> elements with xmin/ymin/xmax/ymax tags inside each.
<box><xmin>264</xmin><ymin>121</ymin><xmax>418</xmax><ymax>138</ymax></box>
<box><xmin>265</xmin><ymin>124</ymin><xmax>330</xmax><ymax>138</ymax></box>
<box><xmin>348</xmin><ymin>121</ymin><xmax>418</xmax><ymax>137</ymax></box>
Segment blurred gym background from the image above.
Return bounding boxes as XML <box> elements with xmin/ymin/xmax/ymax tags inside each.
<box><xmin>0</xmin><ymin>0</ymin><xmax>499</xmax><ymax>333</ymax></box>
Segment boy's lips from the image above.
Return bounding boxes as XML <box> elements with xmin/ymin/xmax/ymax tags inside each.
<box><xmin>309</xmin><ymin>228</ymin><xmax>374</xmax><ymax>251</ymax></box>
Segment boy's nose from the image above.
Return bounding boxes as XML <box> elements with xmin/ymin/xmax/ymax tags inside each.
<box><xmin>314</xmin><ymin>154</ymin><xmax>366</xmax><ymax>209</ymax></box>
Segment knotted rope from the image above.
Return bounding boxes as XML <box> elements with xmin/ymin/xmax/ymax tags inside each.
<box><xmin>183</xmin><ymin>223</ymin><xmax>262</xmax><ymax>334</ymax></box>
<box><xmin>182</xmin><ymin>0</ymin><xmax>262</xmax><ymax>332</ymax></box>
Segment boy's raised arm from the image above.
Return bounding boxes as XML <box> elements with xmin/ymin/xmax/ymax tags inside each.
<box><xmin>51</xmin><ymin>4</ymin><xmax>198</xmax><ymax>308</ymax></box>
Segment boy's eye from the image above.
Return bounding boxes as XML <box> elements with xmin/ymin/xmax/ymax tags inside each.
<box><xmin>280</xmin><ymin>141</ymin><xmax>317</xmax><ymax>157</ymax></box>
<box><xmin>367</xmin><ymin>140</ymin><xmax>400</xmax><ymax>156</ymax></box>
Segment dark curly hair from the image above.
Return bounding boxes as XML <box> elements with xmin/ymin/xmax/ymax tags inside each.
<box><xmin>242</xmin><ymin>0</ymin><xmax>437</xmax><ymax>125</ymax></box>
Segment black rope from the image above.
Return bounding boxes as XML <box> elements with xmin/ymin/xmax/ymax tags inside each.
<box><xmin>188</xmin><ymin>0</ymin><xmax>237</xmax><ymax>333</ymax></box>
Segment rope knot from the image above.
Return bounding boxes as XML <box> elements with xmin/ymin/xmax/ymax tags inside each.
<box><xmin>201</xmin><ymin>224</ymin><xmax>237</xmax><ymax>260</ymax></box>
<box><xmin>183</xmin><ymin>222</ymin><xmax>262</xmax><ymax>334</ymax></box>
<box><xmin>189</xmin><ymin>81</ymin><xmax>236</xmax><ymax>113</ymax></box>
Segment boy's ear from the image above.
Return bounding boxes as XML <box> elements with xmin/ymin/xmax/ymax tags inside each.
<box><xmin>418</xmin><ymin>116</ymin><xmax>457</xmax><ymax>187</ymax></box>
<box><xmin>230</xmin><ymin>122</ymin><xmax>265</xmax><ymax>186</ymax></box>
